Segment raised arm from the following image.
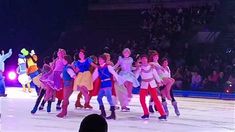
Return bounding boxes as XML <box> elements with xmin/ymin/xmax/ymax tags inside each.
<box><xmin>108</xmin><ymin>65</ymin><xmax>119</xmax><ymax>80</ymax></box>
<box><xmin>113</xmin><ymin>56</ymin><xmax>121</xmax><ymax>70</ymax></box>
<box><xmin>90</xmin><ymin>62</ymin><xmax>98</xmax><ymax>68</ymax></box>
<box><xmin>113</xmin><ymin>61</ymin><xmax>120</xmax><ymax>70</ymax></box>
<box><xmin>87</xmin><ymin>57</ymin><xmax>98</xmax><ymax>68</ymax></box>
<box><xmin>2</xmin><ymin>49</ymin><xmax>12</xmax><ymax>61</ymax></box>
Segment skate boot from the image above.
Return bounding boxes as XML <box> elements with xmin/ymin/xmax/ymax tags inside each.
<box><xmin>121</xmin><ymin>106</ymin><xmax>130</xmax><ymax>112</ymax></box>
<box><xmin>75</xmin><ymin>94</ymin><xmax>83</xmax><ymax>108</ymax></box>
<box><xmin>47</xmin><ymin>101</ymin><xmax>52</xmax><ymax>113</ymax></box>
<box><xmin>106</xmin><ymin>106</ymin><xmax>116</xmax><ymax>120</ymax></box>
<box><xmin>172</xmin><ymin>101</ymin><xmax>180</xmax><ymax>116</ymax></box>
<box><xmin>158</xmin><ymin>115</ymin><xmax>167</xmax><ymax>120</ymax></box>
<box><xmin>39</xmin><ymin>105</ymin><xmax>44</xmax><ymax>110</ymax></box>
<box><xmin>31</xmin><ymin>99</ymin><xmax>41</xmax><ymax>114</ymax></box>
<box><xmin>39</xmin><ymin>100</ymin><xmax>46</xmax><ymax>110</ymax></box>
<box><xmin>141</xmin><ymin>115</ymin><xmax>149</xmax><ymax>120</ymax></box>
<box><xmin>0</xmin><ymin>94</ymin><xmax>7</xmax><ymax>97</ymax></box>
<box><xmin>84</xmin><ymin>103</ymin><xmax>93</xmax><ymax>109</ymax></box>
<box><xmin>162</xmin><ymin>101</ymin><xmax>169</xmax><ymax>116</ymax></box>
<box><xmin>31</xmin><ymin>106</ymin><xmax>38</xmax><ymax>114</ymax></box>
<box><xmin>57</xmin><ymin>105</ymin><xmax>67</xmax><ymax>118</ymax></box>
<box><xmin>149</xmin><ymin>105</ymin><xmax>154</xmax><ymax>113</ymax></box>
<box><xmin>115</xmin><ymin>106</ymin><xmax>120</xmax><ymax>110</ymax></box>
<box><xmin>56</xmin><ymin>100</ymin><xmax>62</xmax><ymax>111</ymax></box>
<box><xmin>99</xmin><ymin>105</ymin><xmax>106</xmax><ymax>118</ymax></box>
<box><xmin>75</xmin><ymin>101</ymin><xmax>83</xmax><ymax>108</ymax></box>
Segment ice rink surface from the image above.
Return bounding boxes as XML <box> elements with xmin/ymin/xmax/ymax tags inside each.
<box><xmin>1</xmin><ymin>88</ymin><xmax>235</xmax><ymax>132</ymax></box>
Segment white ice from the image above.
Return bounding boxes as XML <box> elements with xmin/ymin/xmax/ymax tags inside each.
<box><xmin>1</xmin><ymin>87</ymin><xmax>235</xmax><ymax>132</ymax></box>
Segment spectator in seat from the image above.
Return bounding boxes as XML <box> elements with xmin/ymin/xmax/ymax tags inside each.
<box><xmin>208</xmin><ymin>70</ymin><xmax>219</xmax><ymax>90</ymax></box>
<box><xmin>191</xmin><ymin>71</ymin><xmax>202</xmax><ymax>90</ymax></box>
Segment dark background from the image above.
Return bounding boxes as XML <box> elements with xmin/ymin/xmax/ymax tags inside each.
<box><xmin>0</xmin><ymin>0</ymin><xmax>89</xmax><ymax>86</ymax></box>
<box><xmin>0</xmin><ymin>0</ymin><xmax>88</xmax><ymax>67</ymax></box>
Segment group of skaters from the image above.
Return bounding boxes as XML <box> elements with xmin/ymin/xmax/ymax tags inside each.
<box><xmin>0</xmin><ymin>47</ymin><xmax>180</xmax><ymax>120</ymax></box>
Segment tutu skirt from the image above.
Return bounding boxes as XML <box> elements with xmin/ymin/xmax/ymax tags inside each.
<box><xmin>53</xmin><ymin>71</ymin><xmax>63</xmax><ymax>90</ymax></box>
<box><xmin>40</xmin><ymin>70</ymin><xmax>54</xmax><ymax>90</ymax></box>
<box><xmin>119</xmin><ymin>71</ymin><xmax>139</xmax><ymax>87</ymax></box>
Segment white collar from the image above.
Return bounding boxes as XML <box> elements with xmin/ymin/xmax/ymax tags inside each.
<box><xmin>100</xmin><ymin>63</ymin><xmax>106</xmax><ymax>67</ymax></box>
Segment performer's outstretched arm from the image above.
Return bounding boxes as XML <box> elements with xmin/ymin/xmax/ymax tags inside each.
<box><xmin>92</xmin><ymin>68</ymin><xmax>99</xmax><ymax>81</ymax></box>
<box><xmin>107</xmin><ymin>65</ymin><xmax>119</xmax><ymax>80</ymax></box>
<box><xmin>1</xmin><ymin>49</ymin><xmax>12</xmax><ymax>62</ymax></box>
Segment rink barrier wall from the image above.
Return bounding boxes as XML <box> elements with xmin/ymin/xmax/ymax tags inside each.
<box><xmin>132</xmin><ymin>88</ymin><xmax>235</xmax><ymax>100</ymax></box>
<box><xmin>7</xmin><ymin>87</ymin><xmax>235</xmax><ymax>100</ymax></box>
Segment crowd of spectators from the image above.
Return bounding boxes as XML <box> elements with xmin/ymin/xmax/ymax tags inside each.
<box><xmin>101</xmin><ymin>4</ymin><xmax>235</xmax><ymax>92</ymax></box>
<box><xmin>103</xmin><ymin>38</ymin><xmax>234</xmax><ymax>92</ymax></box>
<box><xmin>140</xmin><ymin>4</ymin><xmax>217</xmax><ymax>50</ymax></box>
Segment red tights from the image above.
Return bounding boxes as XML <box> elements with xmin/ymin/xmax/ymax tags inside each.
<box><xmin>139</xmin><ymin>86</ymin><xmax>165</xmax><ymax>116</ymax></box>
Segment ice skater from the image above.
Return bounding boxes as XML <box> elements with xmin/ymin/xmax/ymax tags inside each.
<box><xmin>17</xmin><ymin>53</ymin><xmax>32</xmax><ymax>93</ymax></box>
<box><xmin>52</xmin><ymin>49</ymin><xmax>67</xmax><ymax>111</ymax></box>
<box><xmin>73</xmin><ymin>49</ymin><xmax>97</xmax><ymax>109</ymax></box>
<box><xmin>0</xmin><ymin>49</ymin><xmax>12</xmax><ymax>97</ymax></box>
<box><xmin>21</xmin><ymin>48</ymin><xmax>41</xmax><ymax>95</ymax></box>
<box><xmin>31</xmin><ymin>57</ymin><xmax>54</xmax><ymax>114</ymax></box>
<box><xmin>92</xmin><ymin>55</ymin><xmax>123</xmax><ymax>120</ymax></box>
<box><xmin>114</xmin><ymin>48</ymin><xmax>139</xmax><ymax>111</ymax></box>
<box><xmin>57</xmin><ymin>55</ymin><xmax>76</xmax><ymax>118</ymax></box>
<box><xmin>135</xmin><ymin>54</ymin><xmax>167</xmax><ymax>120</ymax></box>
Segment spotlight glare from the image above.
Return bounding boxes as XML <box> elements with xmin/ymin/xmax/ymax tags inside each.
<box><xmin>8</xmin><ymin>71</ymin><xmax>17</xmax><ymax>80</ymax></box>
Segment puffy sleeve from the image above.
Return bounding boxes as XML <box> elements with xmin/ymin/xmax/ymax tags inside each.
<box><xmin>74</xmin><ymin>61</ymin><xmax>79</xmax><ymax>68</ymax></box>
<box><xmin>118</xmin><ymin>56</ymin><xmax>122</xmax><ymax>62</ymax></box>
<box><xmin>130</xmin><ymin>57</ymin><xmax>133</xmax><ymax>64</ymax></box>
<box><xmin>87</xmin><ymin>58</ymin><xmax>93</xmax><ymax>64</ymax></box>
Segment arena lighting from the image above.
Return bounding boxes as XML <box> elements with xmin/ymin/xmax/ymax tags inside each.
<box><xmin>8</xmin><ymin>71</ymin><xmax>17</xmax><ymax>81</ymax></box>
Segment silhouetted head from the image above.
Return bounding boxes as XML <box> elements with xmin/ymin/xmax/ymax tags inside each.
<box><xmin>79</xmin><ymin>114</ymin><xmax>108</xmax><ymax>132</ymax></box>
